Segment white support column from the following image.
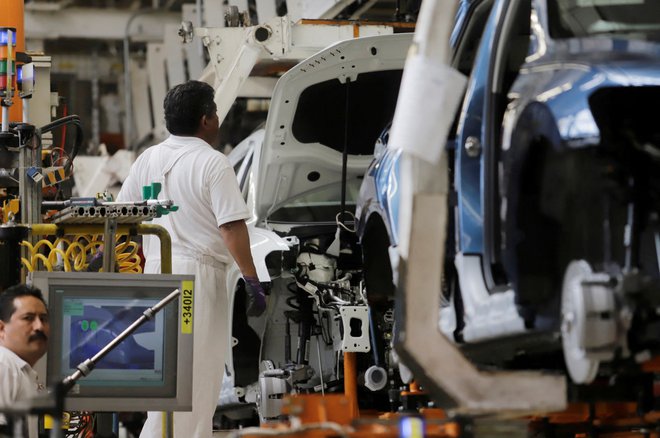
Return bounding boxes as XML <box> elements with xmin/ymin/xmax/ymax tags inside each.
<box><xmin>255</xmin><ymin>1</ymin><xmax>278</xmax><ymax>23</ymax></box>
<box><xmin>130</xmin><ymin>59</ymin><xmax>153</xmax><ymax>143</ymax></box>
<box><xmin>183</xmin><ymin>4</ymin><xmax>207</xmax><ymax>81</ymax></box>
<box><xmin>164</xmin><ymin>24</ymin><xmax>187</xmax><ymax>87</ymax></box>
<box><xmin>147</xmin><ymin>43</ymin><xmax>168</xmax><ymax>134</ymax></box>
<box><xmin>29</xmin><ymin>55</ymin><xmax>53</xmax><ymax>134</ymax></box>
<box><xmin>203</xmin><ymin>0</ymin><xmax>226</xmax><ymax>28</ymax></box>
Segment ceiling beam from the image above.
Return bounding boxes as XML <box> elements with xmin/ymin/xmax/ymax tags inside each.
<box><xmin>25</xmin><ymin>7</ymin><xmax>180</xmax><ymax>42</ymax></box>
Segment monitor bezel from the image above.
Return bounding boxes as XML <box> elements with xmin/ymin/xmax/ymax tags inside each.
<box><xmin>32</xmin><ymin>272</ymin><xmax>194</xmax><ymax>412</ymax></box>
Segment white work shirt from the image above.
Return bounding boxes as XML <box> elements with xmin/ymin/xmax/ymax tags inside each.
<box><xmin>119</xmin><ymin>135</ymin><xmax>248</xmax><ymax>437</ymax></box>
<box><xmin>117</xmin><ymin>135</ymin><xmax>249</xmax><ymax>264</ymax></box>
<box><xmin>0</xmin><ymin>346</ymin><xmax>41</xmax><ymax>438</ymax></box>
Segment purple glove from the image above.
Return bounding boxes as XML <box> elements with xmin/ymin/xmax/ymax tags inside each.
<box><xmin>244</xmin><ymin>276</ymin><xmax>267</xmax><ymax>317</ymax></box>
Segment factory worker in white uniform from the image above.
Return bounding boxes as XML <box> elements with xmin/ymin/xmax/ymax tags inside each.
<box><xmin>117</xmin><ymin>80</ymin><xmax>266</xmax><ymax>438</ymax></box>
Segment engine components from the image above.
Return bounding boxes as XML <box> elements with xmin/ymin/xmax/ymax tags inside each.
<box><xmin>361</xmin><ymin>365</ymin><xmax>387</xmax><ymax>392</ymax></box>
<box><xmin>253</xmin><ymin>230</ymin><xmax>398</xmax><ymax>421</ymax></box>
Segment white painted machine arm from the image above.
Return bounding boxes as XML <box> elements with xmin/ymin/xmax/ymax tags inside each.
<box><xmin>194</xmin><ymin>18</ymin><xmax>288</xmax><ymax>123</ymax></box>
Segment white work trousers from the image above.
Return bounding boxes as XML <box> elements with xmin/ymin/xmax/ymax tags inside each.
<box><xmin>139</xmin><ymin>256</ymin><xmax>228</xmax><ymax>438</ymax></box>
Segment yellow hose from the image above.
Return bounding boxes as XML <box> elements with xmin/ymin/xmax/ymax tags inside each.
<box><xmin>115</xmin><ymin>239</ymin><xmax>142</xmax><ymax>273</ymax></box>
<box><xmin>26</xmin><ymin>223</ymin><xmax>170</xmax><ymax>274</ymax></box>
<box><xmin>65</xmin><ymin>241</ymin><xmax>86</xmax><ymax>271</ymax></box>
<box><xmin>47</xmin><ymin>247</ymin><xmax>71</xmax><ymax>272</ymax></box>
<box><xmin>31</xmin><ymin>253</ymin><xmax>52</xmax><ymax>271</ymax></box>
<box><xmin>21</xmin><ymin>257</ymin><xmax>33</xmax><ymax>272</ymax></box>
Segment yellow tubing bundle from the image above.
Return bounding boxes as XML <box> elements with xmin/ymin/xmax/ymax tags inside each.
<box><xmin>21</xmin><ymin>235</ymin><xmax>142</xmax><ymax>273</ymax></box>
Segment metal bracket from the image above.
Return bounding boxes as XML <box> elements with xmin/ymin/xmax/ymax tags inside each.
<box><xmin>340</xmin><ymin>306</ymin><xmax>371</xmax><ymax>353</ymax></box>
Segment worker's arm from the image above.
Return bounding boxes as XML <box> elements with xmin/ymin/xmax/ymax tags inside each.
<box><xmin>219</xmin><ymin>219</ymin><xmax>266</xmax><ymax>316</ymax></box>
<box><xmin>219</xmin><ymin>219</ymin><xmax>257</xmax><ymax>278</ymax></box>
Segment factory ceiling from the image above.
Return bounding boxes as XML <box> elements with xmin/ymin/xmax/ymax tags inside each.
<box><xmin>24</xmin><ymin>0</ymin><xmax>419</xmax><ymax>56</ymax></box>
<box><xmin>24</xmin><ymin>0</ymin><xmax>420</xmax><ymax>21</ymax></box>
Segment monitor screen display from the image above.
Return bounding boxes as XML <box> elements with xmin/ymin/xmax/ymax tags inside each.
<box><xmin>31</xmin><ymin>272</ymin><xmax>194</xmax><ymax>412</ymax></box>
<box><xmin>62</xmin><ymin>296</ymin><xmax>163</xmax><ymax>384</ymax></box>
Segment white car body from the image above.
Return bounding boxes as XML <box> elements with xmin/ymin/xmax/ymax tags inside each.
<box><xmin>220</xmin><ymin>33</ymin><xmax>412</xmax><ymax>419</ymax></box>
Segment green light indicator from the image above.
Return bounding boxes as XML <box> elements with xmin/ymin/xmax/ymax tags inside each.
<box><xmin>80</xmin><ymin>320</ymin><xmax>89</xmax><ymax>331</ymax></box>
<box><xmin>90</xmin><ymin>320</ymin><xmax>98</xmax><ymax>331</ymax></box>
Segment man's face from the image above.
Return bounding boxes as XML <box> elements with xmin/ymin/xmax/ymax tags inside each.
<box><xmin>0</xmin><ymin>296</ymin><xmax>49</xmax><ymax>367</ymax></box>
<box><xmin>202</xmin><ymin>108</ymin><xmax>220</xmax><ymax>147</ymax></box>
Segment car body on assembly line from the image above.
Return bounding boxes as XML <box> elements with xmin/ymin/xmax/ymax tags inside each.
<box><xmin>218</xmin><ymin>33</ymin><xmax>413</xmax><ymax>425</ymax></box>
<box><xmin>356</xmin><ymin>0</ymin><xmax>660</xmax><ymax>390</ymax></box>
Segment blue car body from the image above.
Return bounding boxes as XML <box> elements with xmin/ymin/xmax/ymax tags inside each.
<box><xmin>357</xmin><ymin>0</ymin><xmax>660</xmax><ymax>379</ymax></box>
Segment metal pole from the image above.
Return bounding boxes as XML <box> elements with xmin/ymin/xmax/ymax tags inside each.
<box><xmin>343</xmin><ymin>352</ymin><xmax>359</xmax><ymax>418</ymax></box>
<box><xmin>1</xmin><ymin>106</ymin><xmax>8</xmax><ymax>132</ymax></box>
<box><xmin>21</xmin><ymin>96</ymin><xmax>28</xmax><ymax>123</ymax></box>
<box><xmin>123</xmin><ymin>30</ymin><xmax>133</xmax><ymax>149</ymax></box>
<box><xmin>90</xmin><ymin>48</ymin><xmax>100</xmax><ymax>154</ymax></box>
<box><xmin>102</xmin><ymin>218</ymin><xmax>118</xmax><ymax>273</ymax></box>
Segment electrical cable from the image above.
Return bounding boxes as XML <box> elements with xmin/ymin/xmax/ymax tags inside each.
<box><xmin>59</xmin><ymin>102</ymin><xmax>68</xmax><ymax>150</ymax></box>
<box><xmin>40</xmin><ymin>115</ymin><xmax>83</xmax><ymax>172</ymax></box>
<box><xmin>368</xmin><ymin>308</ymin><xmax>381</xmax><ymax>366</ymax></box>
<box><xmin>47</xmin><ymin>146</ymin><xmax>72</xmax><ymax>168</ymax></box>
<box><xmin>335</xmin><ymin>211</ymin><xmax>357</xmax><ymax>233</ymax></box>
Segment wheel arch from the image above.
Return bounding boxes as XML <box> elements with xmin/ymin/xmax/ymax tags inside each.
<box><xmin>361</xmin><ymin>212</ymin><xmax>397</xmax><ymax>308</ymax></box>
<box><xmin>500</xmin><ymin>101</ymin><xmax>565</xmax><ymax>323</ymax></box>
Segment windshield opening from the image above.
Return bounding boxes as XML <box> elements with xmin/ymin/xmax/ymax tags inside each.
<box><xmin>291</xmin><ymin>70</ymin><xmax>403</xmax><ymax>156</ymax></box>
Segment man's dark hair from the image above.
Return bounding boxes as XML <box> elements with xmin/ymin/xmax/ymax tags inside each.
<box><xmin>164</xmin><ymin>80</ymin><xmax>217</xmax><ymax>136</ymax></box>
<box><xmin>0</xmin><ymin>284</ymin><xmax>46</xmax><ymax>322</ymax></box>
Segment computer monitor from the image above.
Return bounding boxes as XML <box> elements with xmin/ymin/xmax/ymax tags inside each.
<box><xmin>31</xmin><ymin>272</ymin><xmax>194</xmax><ymax>412</ymax></box>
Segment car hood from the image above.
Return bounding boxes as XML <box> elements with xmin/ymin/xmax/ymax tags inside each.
<box><xmin>249</xmin><ymin>33</ymin><xmax>412</xmax><ymax>223</ymax></box>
